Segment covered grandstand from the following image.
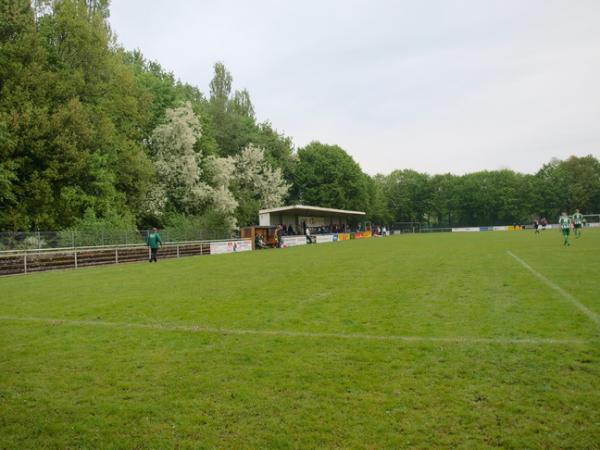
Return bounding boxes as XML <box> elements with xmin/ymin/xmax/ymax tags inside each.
<box><xmin>258</xmin><ymin>205</ymin><xmax>366</xmax><ymax>233</ymax></box>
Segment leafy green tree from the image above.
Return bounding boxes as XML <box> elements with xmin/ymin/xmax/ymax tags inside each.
<box><xmin>380</xmin><ymin>170</ymin><xmax>431</xmax><ymax>224</ymax></box>
<box><xmin>291</xmin><ymin>142</ymin><xmax>370</xmax><ymax>212</ymax></box>
<box><xmin>429</xmin><ymin>173</ymin><xmax>461</xmax><ymax>227</ymax></box>
<box><xmin>207</xmin><ymin>62</ymin><xmax>258</xmax><ymax>157</ymax></box>
<box><xmin>249</xmin><ymin>122</ymin><xmax>295</xmax><ymax>175</ymax></box>
<box><xmin>230</xmin><ymin>89</ymin><xmax>255</xmax><ymax>118</ymax></box>
<box><xmin>536</xmin><ymin>155</ymin><xmax>600</xmax><ymax>219</ymax></box>
<box><xmin>367</xmin><ymin>175</ymin><xmax>393</xmax><ymax>225</ymax></box>
<box><xmin>0</xmin><ymin>0</ymin><xmax>152</xmax><ymax>230</ymax></box>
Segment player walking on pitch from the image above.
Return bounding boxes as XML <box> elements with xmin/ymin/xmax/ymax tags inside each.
<box><xmin>533</xmin><ymin>219</ymin><xmax>540</xmax><ymax>234</ymax></box>
<box><xmin>559</xmin><ymin>212</ymin><xmax>572</xmax><ymax>246</ymax></box>
<box><xmin>572</xmin><ymin>208</ymin><xmax>584</xmax><ymax>239</ymax></box>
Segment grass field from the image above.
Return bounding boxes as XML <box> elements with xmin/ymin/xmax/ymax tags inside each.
<box><xmin>1</xmin><ymin>229</ymin><xmax>599</xmax><ymax>448</ymax></box>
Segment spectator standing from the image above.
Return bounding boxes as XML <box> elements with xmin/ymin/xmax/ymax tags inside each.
<box><xmin>147</xmin><ymin>227</ymin><xmax>162</xmax><ymax>262</ymax></box>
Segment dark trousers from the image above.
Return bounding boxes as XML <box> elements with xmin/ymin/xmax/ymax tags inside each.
<box><xmin>150</xmin><ymin>247</ymin><xmax>158</xmax><ymax>262</ymax></box>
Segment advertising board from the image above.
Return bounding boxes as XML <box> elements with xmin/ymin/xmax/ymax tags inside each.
<box><xmin>281</xmin><ymin>236</ymin><xmax>307</xmax><ymax>247</ymax></box>
<box><xmin>210</xmin><ymin>240</ymin><xmax>252</xmax><ymax>255</ymax></box>
<box><xmin>316</xmin><ymin>234</ymin><xmax>335</xmax><ymax>244</ymax></box>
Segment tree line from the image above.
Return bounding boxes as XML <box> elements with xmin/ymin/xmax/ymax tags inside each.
<box><xmin>1</xmin><ymin>0</ymin><xmax>599</xmax><ymax>234</ymax></box>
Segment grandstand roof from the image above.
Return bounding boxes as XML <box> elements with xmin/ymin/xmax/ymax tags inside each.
<box><xmin>259</xmin><ymin>205</ymin><xmax>366</xmax><ymax>216</ymax></box>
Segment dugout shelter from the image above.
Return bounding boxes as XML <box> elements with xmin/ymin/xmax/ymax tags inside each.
<box><xmin>240</xmin><ymin>226</ymin><xmax>278</xmax><ymax>249</ymax></box>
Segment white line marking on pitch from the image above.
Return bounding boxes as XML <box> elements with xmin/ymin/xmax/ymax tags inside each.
<box><xmin>0</xmin><ymin>315</ymin><xmax>591</xmax><ymax>346</ymax></box>
<box><xmin>507</xmin><ymin>250</ymin><xmax>600</xmax><ymax>327</ymax></box>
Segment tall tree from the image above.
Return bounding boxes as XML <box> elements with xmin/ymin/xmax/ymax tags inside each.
<box><xmin>536</xmin><ymin>155</ymin><xmax>600</xmax><ymax>219</ymax></box>
<box><xmin>0</xmin><ymin>0</ymin><xmax>153</xmax><ymax>230</ymax></box>
<box><xmin>232</xmin><ymin>144</ymin><xmax>290</xmax><ymax>226</ymax></box>
<box><xmin>148</xmin><ymin>102</ymin><xmax>207</xmax><ymax>216</ymax></box>
<box><xmin>291</xmin><ymin>142</ymin><xmax>370</xmax><ymax>212</ymax></box>
<box><xmin>381</xmin><ymin>170</ymin><xmax>431</xmax><ymax>224</ymax></box>
<box><xmin>207</xmin><ymin>62</ymin><xmax>256</xmax><ymax>156</ymax></box>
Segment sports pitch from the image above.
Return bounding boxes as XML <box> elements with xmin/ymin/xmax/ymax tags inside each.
<box><xmin>1</xmin><ymin>230</ymin><xmax>599</xmax><ymax>448</ymax></box>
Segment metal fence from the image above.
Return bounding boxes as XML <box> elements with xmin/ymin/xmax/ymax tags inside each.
<box><xmin>390</xmin><ymin>222</ymin><xmax>423</xmax><ymax>234</ymax></box>
<box><xmin>0</xmin><ymin>229</ymin><xmax>234</xmax><ymax>252</ymax></box>
<box><xmin>0</xmin><ymin>238</ymin><xmax>251</xmax><ymax>276</ymax></box>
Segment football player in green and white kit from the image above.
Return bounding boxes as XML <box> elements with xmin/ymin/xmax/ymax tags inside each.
<box><xmin>572</xmin><ymin>208</ymin><xmax>584</xmax><ymax>239</ymax></box>
<box><xmin>559</xmin><ymin>212</ymin><xmax>572</xmax><ymax>246</ymax></box>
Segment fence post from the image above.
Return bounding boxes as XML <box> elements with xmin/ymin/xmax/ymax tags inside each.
<box><xmin>176</xmin><ymin>245</ymin><xmax>180</xmax><ymax>258</ymax></box>
<box><xmin>24</xmin><ymin>253</ymin><xmax>27</xmax><ymax>274</ymax></box>
<box><xmin>74</xmin><ymin>250</ymin><xmax>78</xmax><ymax>269</ymax></box>
<box><xmin>115</xmin><ymin>248</ymin><xmax>119</xmax><ymax>264</ymax></box>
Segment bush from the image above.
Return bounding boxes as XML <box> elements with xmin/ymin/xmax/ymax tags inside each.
<box><xmin>162</xmin><ymin>212</ymin><xmax>235</xmax><ymax>242</ymax></box>
<box><xmin>58</xmin><ymin>209</ymin><xmax>141</xmax><ymax>247</ymax></box>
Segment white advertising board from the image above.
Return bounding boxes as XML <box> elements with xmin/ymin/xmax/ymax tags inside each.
<box><xmin>452</xmin><ymin>227</ymin><xmax>480</xmax><ymax>233</ymax></box>
<box><xmin>493</xmin><ymin>226</ymin><xmax>508</xmax><ymax>231</ymax></box>
<box><xmin>210</xmin><ymin>240</ymin><xmax>252</xmax><ymax>255</ymax></box>
<box><xmin>281</xmin><ymin>236</ymin><xmax>307</xmax><ymax>247</ymax></box>
<box><xmin>315</xmin><ymin>234</ymin><xmax>335</xmax><ymax>244</ymax></box>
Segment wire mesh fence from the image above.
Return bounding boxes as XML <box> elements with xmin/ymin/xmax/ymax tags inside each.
<box><xmin>390</xmin><ymin>222</ymin><xmax>423</xmax><ymax>234</ymax></box>
<box><xmin>0</xmin><ymin>229</ymin><xmax>236</xmax><ymax>252</ymax></box>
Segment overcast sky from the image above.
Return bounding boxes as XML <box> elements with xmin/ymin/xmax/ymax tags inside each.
<box><xmin>109</xmin><ymin>0</ymin><xmax>600</xmax><ymax>175</ymax></box>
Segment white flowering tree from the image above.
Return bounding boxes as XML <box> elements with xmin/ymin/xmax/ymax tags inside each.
<box><xmin>233</xmin><ymin>144</ymin><xmax>290</xmax><ymax>225</ymax></box>
<box><xmin>204</xmin><ymin>156</ymin><xmax>238</xmax><ymax>229</ymax></box>
<box><xmin>149</xmin><ymin>102</ymin><xmax>210</xmax><ymax>214</ymax></box>
<box><xmin>146</xmin><ymin>106</ymin><xmax>289</xmax><ymax>229</ymax></box>
<box><xmin>147</xmin><ymin>103</ymin><xmax>239</xmax><ymax>229</ymax></box>
<box><xmin>235</xmin><ymin>144</ymin><xmax>290</xmax><ymax>208</ymax></box>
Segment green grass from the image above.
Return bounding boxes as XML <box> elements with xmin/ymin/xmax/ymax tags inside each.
<box><xmin>1</xmin><ymin>229</ymin><xmax>599</xmax><ymax>448</ymax></box>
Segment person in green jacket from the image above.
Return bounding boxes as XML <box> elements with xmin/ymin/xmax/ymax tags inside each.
<box><xmin>147</xmin><ymin>227</ymin><xmax>162</xmax><ymax>262</ymax></box>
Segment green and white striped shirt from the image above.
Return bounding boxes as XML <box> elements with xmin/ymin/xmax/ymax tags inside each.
<box><xmin>559</xmin><ymin>216</ymin><xmax>571</xmax><ymax>229</ymax></box>
<box><xmin>572</xmin><ymin>212</ymin><xmax>583</xmax><ymax>225</ymax></box>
